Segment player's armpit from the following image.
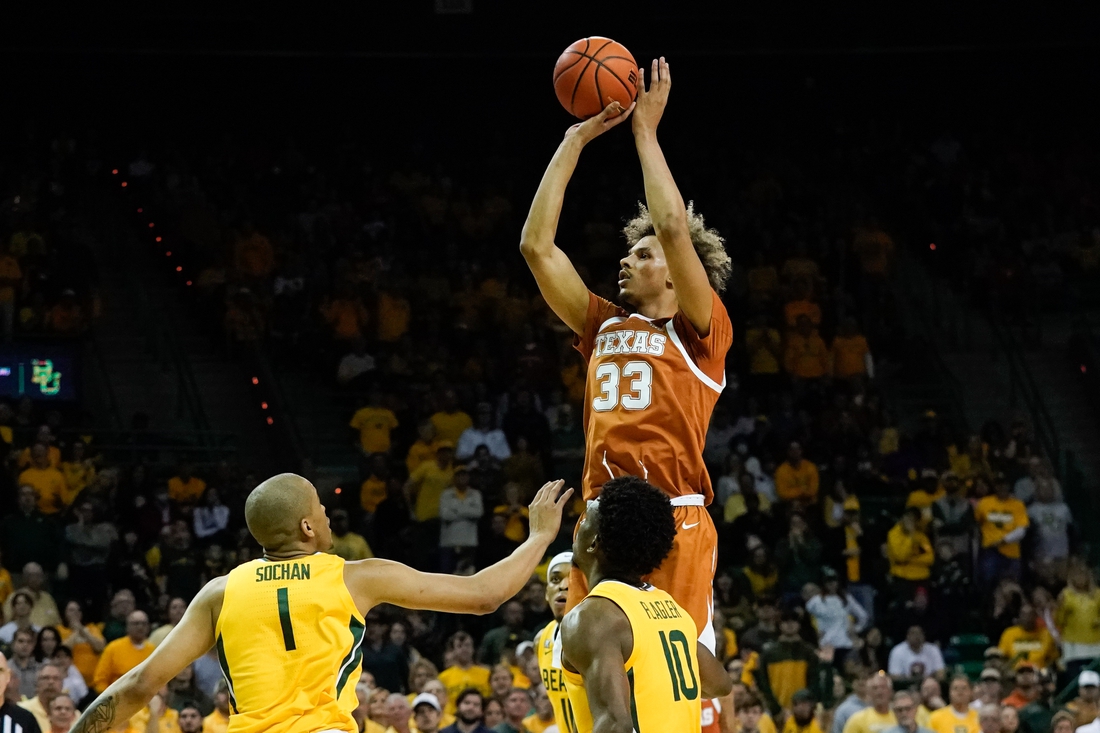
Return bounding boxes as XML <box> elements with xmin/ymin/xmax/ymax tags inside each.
<box><xmin>73</xmin><ymin>578</ymin><xmax>223</xmax><ymax>733</ymax></box>
<box><xmin>697</xmin><ymin>641</ymin><xmax>734</xmax><ymax>699</ymax></box>
<box><xmin>519</xmin><ymin>242</ymin><xmax>589</xmax><ymax>335</ymax></box>
<box><xmin>561</xmin><ymin>598</ymin><xmax>635</xmax><ymax>733</ymax></box>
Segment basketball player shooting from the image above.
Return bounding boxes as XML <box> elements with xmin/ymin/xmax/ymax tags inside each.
<box><xmin>520</xmin><ymin>57</ymin><xmax>733</xmax><ymax>651</ymax></box>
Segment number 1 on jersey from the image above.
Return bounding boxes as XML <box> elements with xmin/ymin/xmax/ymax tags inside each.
<box><xmin>592</xmin><ymin>361</ymin><xmax>653</xmax><ymax>412</ymax></box>
<box><xmin>277</xmin><ymin>587</ymin><xmax>297</xmax><ymax>651</ymax></box>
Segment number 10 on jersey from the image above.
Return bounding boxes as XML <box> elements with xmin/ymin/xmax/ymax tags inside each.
<box><xmin>592</xmin><ymin>361</ymin><xmax>653</xmax><ymax>411</ymax></box>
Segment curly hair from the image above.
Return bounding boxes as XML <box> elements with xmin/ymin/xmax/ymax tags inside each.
<box><xmin>622</xmin><ymin>202</ymin><xmax>732</xmax><ymax>293</ymax></box>
<box><xmin>595</xmin><ymin>476</ymin><xmax>676</xmax><ymax>579</ymax></box>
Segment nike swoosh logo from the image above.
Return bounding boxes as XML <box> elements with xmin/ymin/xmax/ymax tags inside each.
<box><xmin>682</xmin><ymin>521</ymin><xmax>700</xmax><ymax>530</ymax></box>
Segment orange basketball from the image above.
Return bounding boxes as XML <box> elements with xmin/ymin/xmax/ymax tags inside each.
<box><xmin>553</xmin><ymin>37</ymin><xmax>638</xmax><ymax>120</ymax></box>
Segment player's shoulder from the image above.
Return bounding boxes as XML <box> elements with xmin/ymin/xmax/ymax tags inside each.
<box><xmin>582</xmin><ymin>291</ymin><xmax>626</xmax><ymax>323</ymax></box>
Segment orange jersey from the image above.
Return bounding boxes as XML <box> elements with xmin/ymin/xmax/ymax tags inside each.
<box><xmin>575</xmin><ymin>291</ymin><xmax>732</xmax><ymax>504</ymax></box>
<box><xmin>701</xmin><ymin>698</ymin><xmax>722</xmax><ymax>733</ymax></box>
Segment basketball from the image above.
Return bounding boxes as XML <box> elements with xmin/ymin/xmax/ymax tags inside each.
<box><xmin>553</xmin><ymin>37</ymin><xmax>639</xmax><ymax>120</ymax></box>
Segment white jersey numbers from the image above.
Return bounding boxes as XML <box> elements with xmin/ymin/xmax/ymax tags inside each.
<box><xmin>592</xmin><ymin>360</ymin><xmax>654</xmax><ymax>412</ymax></box>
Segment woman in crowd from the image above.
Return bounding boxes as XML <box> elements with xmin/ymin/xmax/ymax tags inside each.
<box><xmin>406</xmin><ymin>659</ymin><xmax>439</xmax><ymax>700</ymax></box>
<box><xmin>389</xmin><ymin>619</ymin><xmax>422</xmax><ymax>666</ymax></box>
<box><xmin>483</xmin><ymin>698</ymin><xmax>505</xmax><ymax>729</ymax></box>
<box><xmin>34</xmin><ymin>626</ymin><xmax>61</xmax><ymax>661</ymax></box>
<box><xmin>805</xmin><ymin>567</ymin><xmax>869</xmax><ymax>668</ymax></box>
<box><xmin>0</xmin><ymin>590</ymin><xmax>39</xmax><ymax>644</ymax></box>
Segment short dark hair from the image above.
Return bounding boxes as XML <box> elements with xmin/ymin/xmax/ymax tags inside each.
<box><xmin>13</xmin><ymin>626</ymin><xmax>37</xmax><ymax>643</ymax></box>
<box><xmin>447</xmin><ymin>631</ymin><xmax>474</xmax><ymax>650</ymax></box>
<box><xmin>596</xmin><ymin>476</ymin><xmax>676</xmax><ymax>579</ymax></box>
<box><xmin>739</xmin><ymin>692</ymin><xmax>764</xmax><ymax>711</ymax></box>
<box><xmin>179</xmin><ymin>701</ymin><xmax>203</xmax><ymax>716</ymax></box>
<box><xmin>454</xmin><ymin>688</ymin><xmax>484</xmax><ymax>709</ymax></box>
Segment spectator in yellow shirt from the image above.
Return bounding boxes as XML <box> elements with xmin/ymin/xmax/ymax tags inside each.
<box><xmin>430</xmin><ymin>390</ymin><xmax>473</xmax><ymax>444</ymax></box>
<box><xmin>406</xmin><ymin>421</ymin><xmax>442</xmax><ymax>475</ymax></box>
<box><xmin>887</xmin><ymin>508</ymin><xmax>934</xmax><ymax>583</ymax></box>
<box><xmin>997</xmin><ymin>604</ymin><xmax>1058</xmax><ymax>669</ymax></box>
<box><xmin>906</xmin><ymin>470</ymin><xmax>947</xmax><ymax>529</ymax></box>
<box><xmin>975</xmin><ymin>474</ymin><xmax>1029</xmax><ymax>593</ymax></box>
<box><xmin>93</xmin><ymin>610</ymin><xmax>154</xmax><ymax>692</ymax></box>
<box><xmin>843</xmin><ymin>675</ymin><xmax>897</xmax><ymax>733</ymax></box>
<box><xmin>376</xmin><ymin>286</ymin><xmax>411</xmax><ymax>343</ymax></box>
<box><xmin>437</xmin><ymin>632</ymin><xmax>491</xmax><ymax>716</ymax></box>
<box><xmin>832</xmin><ymin>318</ymin><xmax>872</xmax><ymax>382</ymax></box>
<box><xmin>928</xmin><ymin>676</ymin><xmax>980</xmax><ymax>733</ymax></box>
<box><xmin>203</xmin><ymin>688</ymin><xmax>231</xmax><ymax>733</ymax></box>
<box><xmin>18</xmin><ymin>444</ymin><xmax>68</xmax><ymax>514</ymax></box>
<box><xmin>404</xmin><ymin>443</ymin><xmax>456</xmax><ymax>522</ymax></box>
<box><xmin>784</xmin><ymin>689</ymin><xmax>825</xmax><ymax>733</ymax></box>
<box><xmin>61</xmin><ymin>440</ymin><xmax>97</xmax><ymax>504</ymax></box>
<box><xmin>349</xmin><ymin>391</ymin><xmax>399</xmax><ymax>456</ymax></box>
<box><xmin>746</xmin><ymin>313</ymin><xmax>784</xmax><ymax>397</ymax></box>
<box><xmin>17</xmin><ymin>426</ymin><xmax>62</xmax><ymax>469</ymax></box>
<box><xmin>775</xmin><ymin>441</ymin><xmax>820</xmax><ymax>505</ymax></box>
<box><xmin>129</xmin><ymin>691</ymin><xmax>180</xmax><ymax>733</ymax></box>
<box><xmin>360</xmin><ymin>454</ymin><xmax>390</xmax><ymax>513</ymax></box>
<box><xmin>167</xmin><ymin>464</ymin><xmax>206</xmax><ymax>506</ymax></box>
<box><xmin>0</xmin><ymin>550</ymin><xmax>12</xmax><ymax>608</ymax></box>
<box><xmin>1055</xmin><ymin>565</ymin><xmax>1100</xmax><ymax>669</ymax></box>
<box><xmin>327</xmin><ymin>509</ymin><xmax>374</xmax><ymax>561</ymax></box>
<box><xmin>785</xmin><ymin>316</ymin><xmax>830</xmax><ymax>380</ymax></box>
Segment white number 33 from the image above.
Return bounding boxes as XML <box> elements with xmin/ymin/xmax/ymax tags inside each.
<box><xmin>592</xmin><ymin>361</ymin><xmax>653</xmax><ymax>411</ymax></box>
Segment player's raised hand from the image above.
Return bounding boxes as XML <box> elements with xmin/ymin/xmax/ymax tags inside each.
<box><xmin>528</xmin><ymin>479</ymin><xmax>574</xmax><ymax>540</ymax></box>
<box><xmin>565</xmin><ymin>99</ymin><xmax>636</xmax><ymax>145</ymax></box>
<box><xmin>632</xmin><ymin>57</ymin><xmax>671</xmax><ymax>137</ymax></box>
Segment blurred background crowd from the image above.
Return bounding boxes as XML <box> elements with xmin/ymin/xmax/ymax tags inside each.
<box><xmin>2</xmin><ymin>17</ymin><xmax>1100</xmax><ymax>733</ymax></box>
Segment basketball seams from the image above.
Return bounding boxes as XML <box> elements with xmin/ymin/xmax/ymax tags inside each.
<box><xmin>569</xmin><ymin>39</ymin><xmax>613</xmax><ymax>116</ymax></box>
<box><xmin>555</xmin><ymin>37</ymin><xmax>637</xmax><ymax>118</ymax></box>
<box><xmin>553</xmin><ymin>38</ymin><xmax>590</xmax><ymax>83</ymax></box>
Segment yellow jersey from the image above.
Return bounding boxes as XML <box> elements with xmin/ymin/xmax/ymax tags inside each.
<box><xmin>437</xmin><ymin>665</ymin><xmax>491</xmax><ymax>716</ymax></box>
<box><xmin>1056</xmin><ymin>587</ymin><xmax>1100</xmax><ymax>645</ymax></box>
<box><xmin>562</xmin><ymin>581</ymin><xmax>700</xmax><ymax>733</ymax></box>
<box><xmin>216</xmin><ymin>553</ymin><xmax>365</xmax><ymax>733</ymax></box>
<box><xmin>536</xmin><ymin>620</ymin><xmax>576</xmax><ymax>733</ymax></box>
<box><xmin>928</xmin><ymin>706</ymin><xmax>980</xmax><ymax>733</ymax></box>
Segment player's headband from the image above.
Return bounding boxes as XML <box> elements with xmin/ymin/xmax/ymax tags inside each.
<box><xmin>548</xmin><ymin>551</ymin><xmax>574</xmax><ymax>571</ymax></box>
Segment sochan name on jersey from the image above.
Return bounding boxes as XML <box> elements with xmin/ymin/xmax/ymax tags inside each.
<box><xmin>255</xmin><ymin>562</ymin><xmax>312</xmax><ymax>582</ymax></box>
<box><xmin>593</xmin><ymin>330</ymin><xmax>667</xmax><ymax>358</ymax></box>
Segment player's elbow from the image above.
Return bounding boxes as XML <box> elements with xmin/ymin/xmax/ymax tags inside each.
<box><xmin>703</xmin><ymin>672</ymin><xmax>734</xmax><ymax>700</ymax></box>
<box><xmin>592</xmin><ymin>713</ymin><xmax>634</xmax><ymax>733</ymax></box>
<box><xmin>650</xmin><ymin>211</ymin><xmax>689</xmax><ymax>239</ymax></box>
<box><xmin>519</xmin><ymin>237</ymin><xmax>549</xmax><ymax>261</ymax></box>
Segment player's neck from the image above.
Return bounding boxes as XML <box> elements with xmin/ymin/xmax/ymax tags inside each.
<box><xmin>263</xmin><ymin>545</ymin><xmax>316</xmax><ymax>560</ymax></box>
<box><xmin>589</xmin><ymin>569</ymin><xmax>643</xmax><ymax>589</ymax></box>
<box><xmin>633</xmin><ymin>294</ymin><xmax>678</xmax><ymax>322</ymax></box>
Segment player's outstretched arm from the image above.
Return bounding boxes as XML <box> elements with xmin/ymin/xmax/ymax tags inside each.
<box><xmin>632</xmin><ymin>57</ymin><xmax>715</xmax><ymax>336</ymax></box>
<box><xmin>71</xmin><ymin>578</ymin><xmax>223</xmax><ymax>733</ymax></box>
<box><xmin>561</xmin><ymin>598</ymin><xmax>635</xmax><ymax>733</ymax></box>
<box><xmin>346</xmin><ymin>480</ymin><xmax>573</xmax><ymax>615</ymax></box>
<box><xmin>520</xmin><ymin>101</ymin><xmax>634</xmax><ymax>335</ymax></box>
<box><xmin>697</xmin><ymin>641</ymin><xmax>735</xmax><ymax>699</ymax></box>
